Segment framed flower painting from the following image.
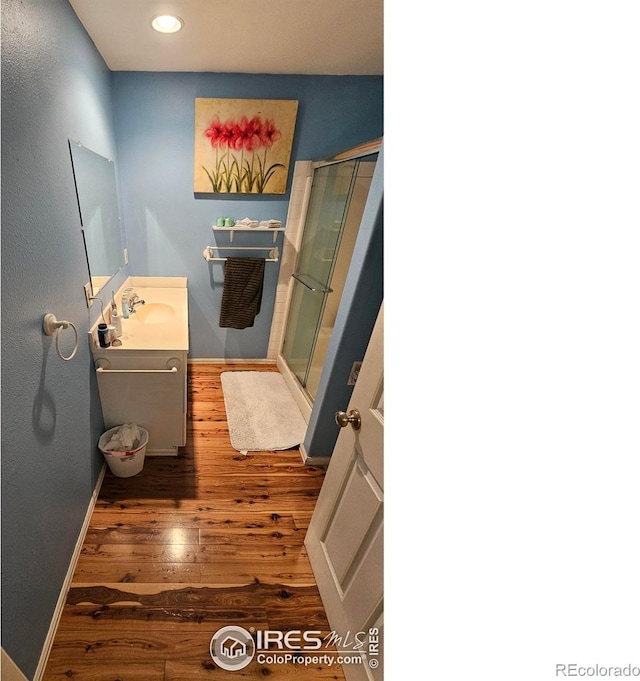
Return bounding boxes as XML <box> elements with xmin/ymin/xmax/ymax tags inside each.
<box><xmin>194</xmin><ymin>98</ymin><xmax>298</xmax><ymax>194</ymax></box>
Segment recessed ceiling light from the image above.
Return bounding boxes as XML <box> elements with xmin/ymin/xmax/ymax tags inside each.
<box><xmin>151</xmin><ymin>15</ymin><xmax>183</xmax><ymax>33</ymax></box>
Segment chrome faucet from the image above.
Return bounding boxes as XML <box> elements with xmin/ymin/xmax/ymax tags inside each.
<box><xmin>128</xmin><ymin>293</ymin><xmax>146</xmax><ymax>314</ymax></box>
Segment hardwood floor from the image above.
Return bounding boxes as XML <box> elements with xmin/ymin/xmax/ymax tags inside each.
<box><xmin>43</xmin><ymin>363</ymin><xmax>346</xmax><ymax>680</ymax></box>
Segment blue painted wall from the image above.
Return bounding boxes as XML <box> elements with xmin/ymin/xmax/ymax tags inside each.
<box><xmin>111</xmin><ymin>72</ymin><xmax>383</xmax><ymax>358</ymax></box>
<box><xmin>1</xmin><ymin>0</ymin><xmax>116</xmax><ymax>676</ymax></box>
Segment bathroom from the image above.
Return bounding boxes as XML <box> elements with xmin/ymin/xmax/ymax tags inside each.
<box><xmin>1</xmin><ymin>0</ymin><xmax>382</xmax><ymax>677</ymax></box>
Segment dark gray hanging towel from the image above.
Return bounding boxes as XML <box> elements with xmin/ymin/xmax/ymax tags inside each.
<box><xmin>219</xmin><ymin>257</ymin><xmax>265</xmax><ymax>329</ymax></box>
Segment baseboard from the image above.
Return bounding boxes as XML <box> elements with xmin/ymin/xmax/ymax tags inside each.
<box><xmin>187</xmin><ymin>358</ymin><xmax>276</xmax><ymax>365</ymax></box>
<box><xmin>300</xmin><ymin>441</ymin><xmax>330</xmax><ymax>468</ymax></box>
<box><xmin>33</xmin><ymin>462</ymin><xmax>106</xmax><ymax>680</ymax></box>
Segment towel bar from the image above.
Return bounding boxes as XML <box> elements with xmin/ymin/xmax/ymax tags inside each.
<box><xmin>291</xmin><ymin>272</ymin><xmax>333</xmax><ymax>293</ymax></box>
<box><xmin>203</xmin><ymin>246</ymin><xmax>279</xmax><ymax>262</ymax></box>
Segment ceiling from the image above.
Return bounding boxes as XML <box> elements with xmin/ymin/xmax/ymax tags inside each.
<box><xmin>68</xmin><ymin>0</ymin><xmax>384</xmax><ymax>75</ymax></box>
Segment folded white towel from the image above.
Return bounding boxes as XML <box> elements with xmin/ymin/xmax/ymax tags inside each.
<box><xmin>258</xmin><ymin>219</ymin><xmax>282</xmax><ymax>229</ymax></box>
<box><xmin>235</xmin><ymin>217</ymin><xmax>258</xmax><ymax>228</ymax></box>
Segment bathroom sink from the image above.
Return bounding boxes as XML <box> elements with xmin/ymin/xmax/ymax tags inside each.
<box><xmin>132</xmin><ymin>302</ymin><xmax>175</xmax><ymax>324</ymax></box>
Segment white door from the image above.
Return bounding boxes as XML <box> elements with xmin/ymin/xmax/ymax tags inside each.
<box><xmin>305</xmin><ymin>302</ymin><xmax>383</xmax><ymax>681</ymax></box>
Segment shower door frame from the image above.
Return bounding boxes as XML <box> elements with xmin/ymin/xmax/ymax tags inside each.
<box><xmin>278</xmin><ymin>140</ymin><xmax>381</xmax><ymax>414</ymax></box>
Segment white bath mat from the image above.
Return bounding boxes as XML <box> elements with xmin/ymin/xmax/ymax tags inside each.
<box><xmin>221</xmin><ymin>371</ymin><xmax>307</xmax><ymax>453</ymax></box>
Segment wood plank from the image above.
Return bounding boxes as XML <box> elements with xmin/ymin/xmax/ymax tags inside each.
<box><xmin>198</xmin><ymin>524</ymin><xmax>303</xmax><ymax>545</ymax></box>
<box><xmin>42</xmin><ymin>661</ymin><xmax>165</xmax><ymax>680</ymax></box>
<box><xmin>64</xmin><ymin>582</ymin><xmax>331</xmax><ymax>608</ymax></box>
<box><xmin>46</xmin><ymin>629</ymin><xmax>222</xmax><ymax>661</ymax></box>
<box><xmin>100</xmin><ymin>472</ymin><xmax>323</xmax><ymax>492</ymax></box>
<box><xmin>198</xmin><ymin>557</ymin><xmax>317</xmax><ymax>587</ymax></box>
<box><xmin>86</xmin><ymin>511</ymin><xmax>298</xmax><ymax>532</ymax></box>
<box><xmin>55</xmin><ymin>604</ymin><xmax>268</xmax><ymax>634</ymax></box>
<box><xmin>79</xmin><ymin>543</ymin><xmax>200</xmax><ymax>562</ymax></box>
<box><xmin>84</xmin><ymin>526</ymin><xmax>200</xmax><ymax>544</ymax></box>
<box><xmin>195</xmin><ymin>543</ymin><xmax>309</xmax><ymax>562</ymax></box>
<box><xmin>94</xmin><ymin>492</ymin><xmax>322</xmax><ymax>514</ymax></box>
<box><xmin>72</xmin><ymin>562</ymin><xmax>202</xmax><ymax>584</ymax></box>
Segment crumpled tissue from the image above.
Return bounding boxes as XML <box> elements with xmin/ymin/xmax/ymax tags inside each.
<box><xmin>102</xmin><ymin>423</ymin><xmax>141</xmax><ymax>451</ymax></box>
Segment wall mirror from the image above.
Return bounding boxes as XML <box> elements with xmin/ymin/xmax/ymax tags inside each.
<box><xmin>69</xmin><ymin>140</ymin><xmax>125</xmax><ymax>298</ymax></box>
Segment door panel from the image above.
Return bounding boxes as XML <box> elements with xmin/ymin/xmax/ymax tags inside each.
<box><xmin>322</xmin><ymin>448</ymin><xmax>383</xmax><ymax>586</ymax></box>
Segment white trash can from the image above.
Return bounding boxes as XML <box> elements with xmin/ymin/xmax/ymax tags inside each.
<box><xmin>98</xmin><ymin>426</ymin><xmax>148</xmax><ymax>478</ymax></box>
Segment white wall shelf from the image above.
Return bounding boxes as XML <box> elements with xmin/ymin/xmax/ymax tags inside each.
<box><xmin>212</xmin><ymin>225</ymin><xmax>285</xmax><ymax>243</ymax></box>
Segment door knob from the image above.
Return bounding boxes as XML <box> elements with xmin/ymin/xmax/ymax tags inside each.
<box><xmin>335</xmin><ymin>409</ymin><xmax>361</xmax><ymax>430</ymax></box>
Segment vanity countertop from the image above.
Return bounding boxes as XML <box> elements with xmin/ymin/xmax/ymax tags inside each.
<box><xmin>90</xmin><ymin>278</ymin><xmax>189</xmax><ymax>352</ymax></box>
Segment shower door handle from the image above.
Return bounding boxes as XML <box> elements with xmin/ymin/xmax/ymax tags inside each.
<box><xmin>291</xmin><ymin>273</ymin><xmax>333</xmax><ymax>293</ymax></box>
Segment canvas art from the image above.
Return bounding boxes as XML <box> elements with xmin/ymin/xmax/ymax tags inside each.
<box><xmin>194</xmin><ymin>98</ymin><xmax>298</xmax><ymax>194</ymax></box>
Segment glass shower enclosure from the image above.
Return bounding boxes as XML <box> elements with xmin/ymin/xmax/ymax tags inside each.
<box><xmin>281</xmin><ymin>143</ymin><xmax>379</xmax><ymax>403</ymax></box>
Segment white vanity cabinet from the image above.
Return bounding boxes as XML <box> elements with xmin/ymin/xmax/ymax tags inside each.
<box><xmin>94</xmin><ymin>350</ymin><xmax>187</xmax><ymax>455</ymax></box>
<box><xmin>90</xmin><ymin>278</ymin><xmax>189</xmax><ymax>456</ymax></box>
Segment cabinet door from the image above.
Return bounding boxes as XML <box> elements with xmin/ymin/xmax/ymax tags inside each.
<box><xmin>95</xmin><ymin>353</ymin><xmax>186</xmax><ymax>454</ymax></box>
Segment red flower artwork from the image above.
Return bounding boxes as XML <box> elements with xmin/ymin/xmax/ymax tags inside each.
<box><xmin>201</xmin><ymin>116</ymin><xmax>285</xmax><ymax>192</ymax></box>
<box><xmin>196</xmin><ymin>99</ymin><xmax>298</xmax><ymax>194</ymax></box>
